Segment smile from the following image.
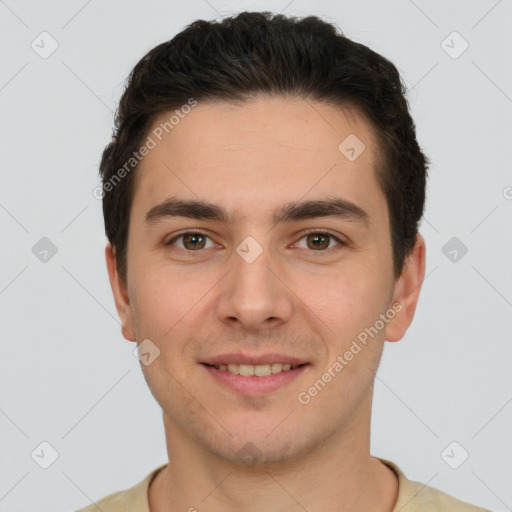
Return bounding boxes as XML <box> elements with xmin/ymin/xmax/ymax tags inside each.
<box><xmin>209</xmin><ymin>363</ymin><xmax>302</xmax><ymax>377</ymax></box>
<box><xmin>202</xmin><ymin>362</ymin><xmax>309</xmax><ymax>395</ymax></box>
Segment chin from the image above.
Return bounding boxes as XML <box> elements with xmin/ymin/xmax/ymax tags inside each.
<box><xmin>210</xmin><ymin>438</ymin><xmax>305</xmax><ymax>468</ymax></box>
<box><xmin>193</xmin><ymin>420</ymin><xmax>323</xmax><ymax>470</ymax></box>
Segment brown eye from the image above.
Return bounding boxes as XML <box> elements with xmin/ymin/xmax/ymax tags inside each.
<box><xmin>295</xmin><ymin>232</ymin><xmax>344</xmax><ymax>251</ymax></box>
<box><xmin>167</xmin><ymin>232</ymin><xmax>214</xmax><ymax>251</ymax></box>
<box><xmin>306</xmin><ymin>233</ymin><xmax>331</xmax><ymax>250</ymax></box>
<box><xmin>182</xmin><ymin>233</ymin><xmax>206</xmax><ymax>250</ymax></box>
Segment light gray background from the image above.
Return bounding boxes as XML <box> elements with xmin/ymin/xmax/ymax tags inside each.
<box><xmin>1</xmin><ymin>1</ymin><xmax>511</xmax><ymax>511</ymax></box>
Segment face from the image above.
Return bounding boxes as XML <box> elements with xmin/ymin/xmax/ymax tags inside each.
<box><xmin>107</xmin><ymin>95</ymin><xmax>424</xmax><ymax>466</ymax></box>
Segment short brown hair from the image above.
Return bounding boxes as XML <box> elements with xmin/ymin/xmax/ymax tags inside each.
<box><xmin>99</xmin><ymin>11</ymin><xmax>428</xmax><ymax>280</ymax></box>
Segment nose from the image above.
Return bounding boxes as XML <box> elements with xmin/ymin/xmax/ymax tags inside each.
<box><xmin>215</xmin><ymin>241</ymin><xmax>294</xmax><ymax>332</ymax></box>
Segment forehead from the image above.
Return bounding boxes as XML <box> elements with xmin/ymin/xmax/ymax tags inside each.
<box><xmin>133</xmin><ymin>96</ymin><xmax>387</xmax><ymax>226</ymax></box>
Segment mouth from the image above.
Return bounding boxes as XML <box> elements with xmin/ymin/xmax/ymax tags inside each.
<box><xmin>201</xmin><ymin>358</ymin><xmax>310</xmax><ymax>396</ymax></box>
<box><xmin>204</xmin><ymin>362</ymin><xmax>304</xmax><ymax>377</ymax></box>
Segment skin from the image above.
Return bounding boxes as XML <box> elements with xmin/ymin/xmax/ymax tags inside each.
<box><xmin>106</xmin><ymin>95</ymin><xmax>426</xmax><ymax>511</ymax></box>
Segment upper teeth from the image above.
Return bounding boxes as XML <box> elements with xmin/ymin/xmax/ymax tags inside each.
<box><xmin>214</xmin><ymin>363</ymin><xmax>300</xmax><ymax>376</ymax></box>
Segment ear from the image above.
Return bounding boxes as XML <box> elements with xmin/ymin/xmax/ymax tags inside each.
<box><xmin>385</xmin><ymin>233</ymin><xmax>426</xmax><ymax>342</ymax></box>
<box><xmin>105</xmin><ymin>243</ymin><xmax>136</xmax><ymax>342</ymax></box>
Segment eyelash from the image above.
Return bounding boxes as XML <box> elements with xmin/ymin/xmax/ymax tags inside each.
<box><xmin>165</xmin><ymin>230</ymin><xmax>347</xmax><ymax>252</ymax></box>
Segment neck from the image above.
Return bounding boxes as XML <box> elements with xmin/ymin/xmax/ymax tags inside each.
<box><xmin>149</xmin><ymin>398</ymin><xmax>398</xmax><ymax>511</ymax></box>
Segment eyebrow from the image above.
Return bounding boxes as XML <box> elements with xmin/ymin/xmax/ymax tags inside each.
<box><xmin>145</xmin><ymin>196</ymin><xmax>370</xmax><ymax>228</ymax></box>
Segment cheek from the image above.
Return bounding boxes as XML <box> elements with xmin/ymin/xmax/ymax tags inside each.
<box><xmin>129</xmin><ymin>264</ymin><xmax>199</xmax><ymax>340</ymax></box>
<box><xmin>128</xmin><ymin>260</ymin><xmax>227</xmax><ymax>358</ymax></box>
<box><xmin>296</xmin><ymin>262</ymin><xmax>390</xmax><ymax>339</ymax></box>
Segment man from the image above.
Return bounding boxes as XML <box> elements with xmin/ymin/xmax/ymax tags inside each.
<box><xmin>77</xmin><ymin>11</ymin><xmax>490</xmax><ymax>512</ymax></box>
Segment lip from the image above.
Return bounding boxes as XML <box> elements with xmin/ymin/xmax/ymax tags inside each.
<box><xmin>201</xmin><ymin>353</ymin><xmax>309</xmax><ymax>366</ymax></box>
<box><xmin>201</xmin><ymin>362</ymin><xmax>310</xmax><ymax>396</ymax></box>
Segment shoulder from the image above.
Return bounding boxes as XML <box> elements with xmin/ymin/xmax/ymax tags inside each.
<box><xmin>74</xmin><ymin>464</ymin><xmax>167</xmax><ymax>512</ymax></box>
<box><xmin>75</xmin><ymin>489</ymin><xmax>126</xmax><ymax>512</ymax></box>
<box><xmin>377</xmin><ymin>458</ymin><xmax>492</xmax><ymax>512</ymax></box>
<box><xmin>400</xmin><ymin>477</ymin><xmax>492</xmax><ymax>511</ymax></box>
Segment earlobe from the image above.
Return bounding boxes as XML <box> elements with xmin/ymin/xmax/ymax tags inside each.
<box><xmin>105</xmin><ymin>243</ymin><xmax>137</xmax><ymax>342</ymax></box>
<box><xmin>385</xmin><ymin>234</ymin><xmax>426</xmax><ymax>342</ymax></box>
